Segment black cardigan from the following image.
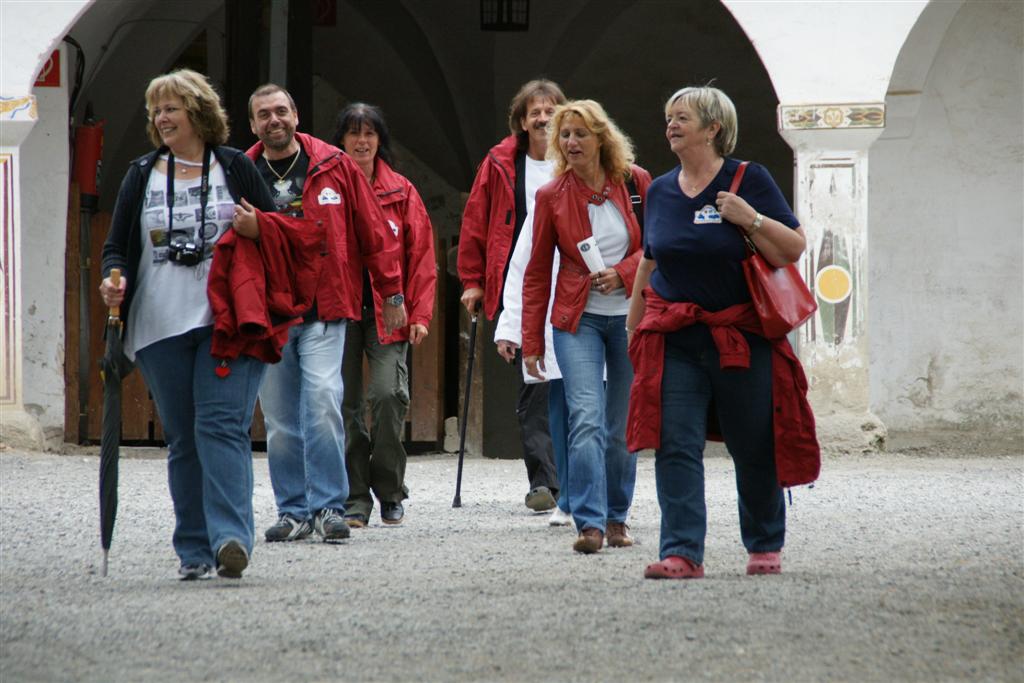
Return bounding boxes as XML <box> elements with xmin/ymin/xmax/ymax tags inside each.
<box><xmin>101</xmin><ymin>145</ymin><xmax>276</xmax><ymax>325</ymax></box>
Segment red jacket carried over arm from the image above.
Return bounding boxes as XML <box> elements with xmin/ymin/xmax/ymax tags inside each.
<box><xmin>207</xmin><ymin>211</ymin><xmax>325</xmax><ymax>362</ymax></box>
<box><xmin>456</xmin><ymin>135</ymin><xmax>518</xmax><ymax>320</ymax></box>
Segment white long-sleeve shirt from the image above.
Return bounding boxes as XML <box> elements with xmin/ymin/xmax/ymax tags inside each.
<box><xmin>494</xmin><ymin>207</ymin><xmax>562</xmax><ymax>382</ymax></box>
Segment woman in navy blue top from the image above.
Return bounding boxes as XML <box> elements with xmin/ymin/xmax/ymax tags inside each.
<box><xmin>625</xmin><ymin>86</ymin><xmax>807</xmax><ymax>580</ymax></box>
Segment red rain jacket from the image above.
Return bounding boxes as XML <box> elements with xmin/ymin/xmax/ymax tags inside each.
<box><xmin>246</xmin><ymin>132</ymin><xmax>402</xmax><ymax>321</ymax></box>
<box><xmin>369</xmin><ymin>158</ymin><xmax>436</xmax><ymax>344</ymax></box>
<box><xmin>456</xmin><ymin>135</ymin><xmax>519</xmax><ymax>320</ymax></box>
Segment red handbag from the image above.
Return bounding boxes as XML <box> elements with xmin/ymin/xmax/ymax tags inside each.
<box><xmin>729</xmin><ymin>162</ymin><xmax>817</xmax><ymax>338</ymax></box>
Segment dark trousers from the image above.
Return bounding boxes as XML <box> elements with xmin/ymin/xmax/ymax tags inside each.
<box><xmin>341</xmin><ymin>308</ymin><xmax>410</xmax><ymax>517</ymax></box>
<box><xmin>655</xmin><ymin>326</ymin><xmax>785</xmax><ymax>564</ymax></box>
<box><xmin>513</xmin><ymin>351</ymin><xmax>559</xmax><ymax>496</ymax></box>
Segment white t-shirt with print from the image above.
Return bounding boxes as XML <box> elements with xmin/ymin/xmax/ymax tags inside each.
<box><xmin>125</xmin><ymin>153</ymin><xmax>236</xmax><ymax>359</ymax></box>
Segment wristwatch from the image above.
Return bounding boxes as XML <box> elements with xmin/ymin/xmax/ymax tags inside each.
<box><xmin>748</xmin><ymin>213</ymin><xmax>764</xmax><ymax>237</ymax></box>
<box><xmin>384</xmin><ymin>293</ymin><xmax>405</xmax><ymax>306</ymax></box>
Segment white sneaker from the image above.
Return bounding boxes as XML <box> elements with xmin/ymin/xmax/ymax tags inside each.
<box><xmin>548</xmin><ymin>507</ymin><xmax>573</xmax><ymax>527</ymax></box>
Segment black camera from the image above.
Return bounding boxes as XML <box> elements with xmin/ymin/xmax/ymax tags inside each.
<box><xmin>168</xmin><ymin>232</ymin><xmax>203</xmax><ymax>266</ymax></box>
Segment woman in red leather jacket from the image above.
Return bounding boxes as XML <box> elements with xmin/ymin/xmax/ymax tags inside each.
<box><xmin>522</xmin><ymin>100</ymin><xmax>651</xmax><ymax>554</ymax></box>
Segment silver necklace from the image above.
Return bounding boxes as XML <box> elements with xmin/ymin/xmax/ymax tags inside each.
<box><xmin>162</xmin><ymin>153</ymin><xmax>205</xmax><ymax>174</ymax></box>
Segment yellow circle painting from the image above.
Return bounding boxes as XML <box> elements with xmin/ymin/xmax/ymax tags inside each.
<box><xmin>816</xmin><ymin>265</ymin><xmax>852</xmax><ymax>304</ymax></box>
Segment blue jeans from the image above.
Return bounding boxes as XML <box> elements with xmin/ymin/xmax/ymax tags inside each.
<box><xmin>259</xmin><ymin>320</ymin><xmax>348</xmax><ymax>520</ymax></box>
<box><xmin>548</xmin><ymin>378</ymin><xmax>570</xmax><ymax>514</ymax></box>
<box><xmin>134</xmin><ymin>326</ymin><xmax>265</xmax><ymax>566</ymax></box>
<box><xmin>656</xmin><ymin>326</ymin><xmax>785</xmax><ymax>564</ymax></box>
<box><xmin>552</xmin><ymin>313</ymin><xmax>636</xmax><ymax>533</ymax></box>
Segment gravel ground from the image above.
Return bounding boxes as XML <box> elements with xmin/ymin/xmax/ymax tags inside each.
<box><xmin>1</xmin><ymin>444</ymin><xmax>1022</xmax><ymax>683</ymax></box>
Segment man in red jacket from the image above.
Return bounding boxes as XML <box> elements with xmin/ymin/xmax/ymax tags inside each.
<box><xmin>457</xmin><ymin>79</ymin><xmax>566</xmax><ymax>513</ymax></box>
<box><xmin>247</xmin><ymin>84</ymin><xmax>406</xmax><ymax>544</ymax></box>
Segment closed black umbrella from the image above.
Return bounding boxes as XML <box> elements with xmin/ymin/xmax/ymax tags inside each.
<box><xmin>98</xmin><ymin>269</ymin><xmax>132</xmax><ymax>576</ymax></box>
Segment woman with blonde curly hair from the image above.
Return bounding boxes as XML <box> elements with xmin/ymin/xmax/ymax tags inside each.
<box><xmin>522</xmin><ymin>100</ymin><xmax>651</xmax><ymax>553</ymax></box>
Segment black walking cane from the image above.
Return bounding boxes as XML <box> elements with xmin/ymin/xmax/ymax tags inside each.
<box><xmin>452</xmin><ymin>303</ymin><xmax>480</xmax><ymax>508</ymax></box>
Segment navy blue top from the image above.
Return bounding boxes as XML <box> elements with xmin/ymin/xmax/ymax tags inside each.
<box><xmin>643</xmin><ymin>158</ymin><xmax>799</xmax><ymax>311</ymax></box>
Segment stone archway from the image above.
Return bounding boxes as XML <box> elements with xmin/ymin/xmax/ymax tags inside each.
<box><xmin>869</xmin><ymin>0</ymin><xmax>1023</xmax><ymax>433</ymax></box>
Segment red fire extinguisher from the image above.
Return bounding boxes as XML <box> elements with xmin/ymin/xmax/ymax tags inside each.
<box><xmin>73</xmin><ymin>119</ymin><xmax>104</xmax><ymax>210</ymax></box>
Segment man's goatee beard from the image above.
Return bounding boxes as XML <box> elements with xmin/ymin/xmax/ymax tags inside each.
<box><xmin>264</xmin><ymin>135</ymin><xmax>294</xmax><ymax>152</ymax></box>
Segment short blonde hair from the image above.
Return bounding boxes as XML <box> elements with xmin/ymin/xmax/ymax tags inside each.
<box><xmin>145</xmin><ymin>69</ymin><xmax>229</xmax><ymax>148</ymax></box>
<box><xmin>665</xmin><ymin>86</ymin><xmax>738</xmax><ymax>157</ymax></box>
<box><xmin>547</xmin><ymin>99</ymin><xmax>635</xmax><ymax>184</ymax></box>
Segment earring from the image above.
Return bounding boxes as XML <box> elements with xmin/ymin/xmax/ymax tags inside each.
<box><xmin>706</xmin><ymin>138</ymin><xmax>711</xmax><ymax>145</ymax></box>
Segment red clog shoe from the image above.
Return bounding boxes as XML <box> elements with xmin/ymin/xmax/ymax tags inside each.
<box><xmin>746</xmin><ymin>551</ymin><xmax>782</xmax><ymax>575</ymax></box>
<box><xmin>644</xmin><ymin>555</ymin><xmax>704</xmax><ymax>580</ymax></box>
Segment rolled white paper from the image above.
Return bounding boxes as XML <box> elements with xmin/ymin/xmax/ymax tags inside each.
<box><xmin>576</xmin><ymin>236</ymin><xmax>605</xmax><ymax>273</ymax></box>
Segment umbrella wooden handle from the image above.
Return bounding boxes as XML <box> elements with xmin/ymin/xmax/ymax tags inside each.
<box><xmin>109</xmin><ymin>268</ymin><xmax>121</xmax><ymax>318</ymax></box>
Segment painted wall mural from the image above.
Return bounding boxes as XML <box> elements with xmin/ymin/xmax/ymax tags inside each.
<box><xmin>796</xmin><ymin>154</ymin><xmax>867</xmax><ymax>352</ymax></box>
<box><xmin>779</xmin><ymin>103</ymin><xmax>885</xmax><ymax>131</ymax></box>
<box><xmin>812</xmin><ymin>229</ymin><xmax>854</xmax><ymax>346</ymax></box>
<box><xmin>0</xmin><ymin>96</ymin><xmax>37</xmax><ymax>121</ymax></box>
<box><xmin>1</xmin><ymin>154</ymin><xmax>18</xmax><ymax>404</ymax></box>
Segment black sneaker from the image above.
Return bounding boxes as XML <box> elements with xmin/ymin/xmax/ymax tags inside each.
<box><xmin>381</xmin><ymin>502</ymin><xmax>404</xmax><ymax>525</ymax></box>
<box><xmin>265</xmin><ymin>514</ymin><xmax>313</xmax><ymax>542</ymax></box>
<box><xmin>215</xmin><ymin>540</ymin><xmax>249</xmax><ymax>579</ymax></box>
<box><xmin>313</xmin><ymin>508</ymin><xmax>350</xmax><ymax>541</ymax></box>
<box><xmin>178</xmin><ymin>563</ymin><xmax>212</xmax><ymax>581</ymax></box>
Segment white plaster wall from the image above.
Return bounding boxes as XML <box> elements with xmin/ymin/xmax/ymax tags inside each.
<box><xmin>19</xmin><ymin>46</ymin><xmax>73</xmax><ymax>443</ymax></box>
<box><xmin>0</xmin><ymin>1</ymin><xmax>91</xmax><ymax>95</ymax></box>
<box><xmin>870</xmin><ymin>1</ymin><xmax>1024</xmax><ymax>430</ymax></box>
<box><xmin>723</xmin><ymin>0</ymin><xmax>926</xmax><ymax>103</ymax></box>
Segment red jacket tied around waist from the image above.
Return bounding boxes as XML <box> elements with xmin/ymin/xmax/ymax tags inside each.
<box><xmin>627</xmin><ymin>288</ymin><xmax>820</xmax><ymax>488</ymax></box>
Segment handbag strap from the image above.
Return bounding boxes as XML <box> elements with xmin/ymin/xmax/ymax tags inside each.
<box><xmin>728</xmin><ymin>160</ymin><xmax>748</xmax><ymax>194</ymax></box>
<box><xmin>727</xmin><ymin>161</ymin><xmax>756</xmax><ymax>254</ymax></box>
<box><xmin>625</xmin><ymin>175</ymin><xmax>643</xmax><ymax>232</ymax></box>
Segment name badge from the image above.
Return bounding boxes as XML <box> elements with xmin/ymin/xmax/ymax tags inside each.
<box><xmin>694</xmin><ymin>205</ymin><xmax>722</xmax><ymax>224</ymax></box>
<box><xmin>318</xmin><ymin>188</ymin><xmax>341</xmax><ymax>205</ymax></box>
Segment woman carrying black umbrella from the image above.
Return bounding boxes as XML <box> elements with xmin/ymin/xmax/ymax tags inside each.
<box><xmin>100</xmin><ymin>69</ymin><xmax>275</xmax><ymax>580</ymax></box>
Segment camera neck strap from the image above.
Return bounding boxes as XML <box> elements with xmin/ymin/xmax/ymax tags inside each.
<box><xmin>166</xmin><ymin>145</ymin><xmax>212</xmax><ymax>248</ymax></box>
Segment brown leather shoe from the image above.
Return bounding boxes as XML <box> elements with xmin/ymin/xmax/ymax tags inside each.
<box><xmin>573</xmin><ymin>528</ymin><xmax>604</xmax><ymax>554</ymax></box>
<box><xmin>606</xmin><ymin>521</ymin><xmax>633</xmax><ymax>548</ymax></box>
